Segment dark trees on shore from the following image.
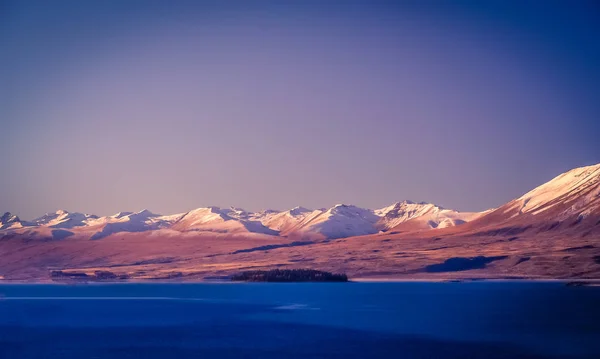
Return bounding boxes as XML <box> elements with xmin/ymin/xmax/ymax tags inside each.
<box><xmin>231</xmin><ymin>269</ymin><xmax>348</xmax><ymax>282</ymax></box>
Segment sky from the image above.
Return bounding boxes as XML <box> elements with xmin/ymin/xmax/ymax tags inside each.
<box><xmin>1</xmin><ymin>0</ymin><xmax>599</xmax><ymax>219</ymax></box>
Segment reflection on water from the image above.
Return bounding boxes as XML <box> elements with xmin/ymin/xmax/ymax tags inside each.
<box><xmin>0</xmin><ymin>282</ymin><xmax>599</xmax><ymax>358</ymax></box>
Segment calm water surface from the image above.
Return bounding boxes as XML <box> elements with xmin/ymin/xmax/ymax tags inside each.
<box><xmin>0</xmin><ymin>282</ymin><xmax>599</xmax><ymax>358</ymax></box>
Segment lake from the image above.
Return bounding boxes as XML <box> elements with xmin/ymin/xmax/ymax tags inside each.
<box><xmin>0</xmin><ymin>282</ymin><xmax>599</xmax><ymax>358</ymax></box>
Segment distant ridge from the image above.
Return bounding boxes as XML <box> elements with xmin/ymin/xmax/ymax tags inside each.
<box><xmin>0</xmin><ymin>201</ymin><xmax>479</xmax><ymax>240</ymax></box>
<box><xmin>2</xmin><ymin>163</ymin><xmax>600</xmax><ymax>282</ymax></box>
<box><xmin>1</xmin><ymin>163</ymin><xmax>598</xmax><ymax>240</ymax></box>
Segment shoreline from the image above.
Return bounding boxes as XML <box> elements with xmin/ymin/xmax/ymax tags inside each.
<box><xmin>1</xmin><ymin>277</ymin><xmax>600</xmax><ymax>285</ymax></box>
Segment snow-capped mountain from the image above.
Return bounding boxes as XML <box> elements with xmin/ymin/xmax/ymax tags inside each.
<box><xmin>258</xmin><ymin>206</ymin><xmax>313</xmax><ymax>233</ymax></box>
<box><xmin>170</xmin><ymin>207</ymin><xmax>278</xmax><ymax>235</ymax></box>
<box><xmin>288</xmin><ymin>204</ymin><xmax>380</xmax><ymax>239</ymax></box>
<box><xmin>33</xmin><ymin>210</ymin><xmax>98</xmax><ymax>229</ymax></box>
<box><xmin>506</xmin><ymin>163</ymin><xmax>600</xmax><ymax>219</ymax></box>
<box><xmin>462</xmin><ymin>163</ymin><xmax>600</xmax><ymax>234</ymax></box>
<box><xmin>0</xmin><ymin>212</ymin><xmax>28</xmax><ymax>230</ymax></box>
<box><xmin>85</xmin><ymin>209</ymin><xmax>173</xmax><ymax>240</ymax></box>
<box><xmin>0</xmin><ymin>201</ymin><xmax>475</xmax><ymax>240</ymax></box>
<box><xmin>376</xmin><ymin>201</ymin><xmax>484</xmax><ymax>232</ymax></box>
<box><xmin>375</xmin><ymin>201</ymin><xmax>475</xmax><ymax>230</ymax></box>
<box><xmin>2</xmin><ymin>163</ymin><xmax>597</xmax><ymax>240</ymax></box>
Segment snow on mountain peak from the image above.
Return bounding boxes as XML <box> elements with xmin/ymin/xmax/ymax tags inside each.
<box><xmin>0</xmin><ymin>212</ymin><xmax>24</xmax><ymax>230</ymax></box>
<box><xmin>328</xmin><ymin>204</ymin><xmax>369</xmax><ymax>214</ymax></box>
<box><xmin>374</xmin><ymin>201</ymin><xmax>479</xmax><ymax>232</ymax></box>
<box><xmin>31</xmin><ymin>210</ymin><xmax>98</xmax><ymax>229</ymax></box>
<box><xmin>375</xmin><ymin>201</ymin><xmax>440</xmax><ymax>218</ymax></box>
<box><xmin>220</xmin><ymin>207</ymin><xmax>250</xmax><ymax>220</ymax></box>
<box><xmin>1</xmin><ymin>212</ymin><xmax>19</xmax><ymax>222</ymax></box>
<box><xmin>293</xmin><ymin>205</ymin><xmax>379</xmax><ymax>239</ymax></box>
<box><xmin>169</xmin><ymin>206</ymin><xmax>277</xmax><ymax>235</ymax></box>
<box><xmin>507</xmin><ymin>163</ymin><xmax>600</xmax><ymax>218</ymax></box>
<box><xmin>254</xmin><ymin>209</ymin><xmax>279</xmax><ymax>217</ymax></box>
<box><xmin>255</xmin><ymin>206</ymin><xmax>313</xmax><ymax>233</ymax></box>
<box><xmin>181</xmin><ymin>207</ymin><xmax>229</xmax><ymax>222</ymax></box>
<box><xmin>112</xmin><ymin>211</ymin><xmax>133</xmax><ymax>219</ymax></box>
<box><xmin>288</xmin><ymin>206</ymin><xmax>310</xmax><ymax>216</ymax></box>
<box><xmin>229</xmin><ymin>207</ymin><xmax>248</xmax><ymax>214</ymax></box>
<box><xmin>3</xmin><ymin>200</ymin><xmax>481</xmax><ymax>239</ymax></box>
<box><xmin>130</xmin><ymin>209</ymin><xmax>156</xmax><ymax>218</ymax></box>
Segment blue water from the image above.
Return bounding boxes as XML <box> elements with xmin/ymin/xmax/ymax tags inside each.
<box><xmin>0</xmin><ymin>282</ymin><xmax>599</xmax><ymax>358</ymax></box>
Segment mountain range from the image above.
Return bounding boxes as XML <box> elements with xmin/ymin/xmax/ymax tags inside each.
<box><xmin>1</xmin><ymin>162</ymin><xmax>599</xmax><ymax>281</ymax></box>
<box><xmin>1</xmin><ymin>201</ymin><xmax>483</xmax><ymax>241</ymax></box>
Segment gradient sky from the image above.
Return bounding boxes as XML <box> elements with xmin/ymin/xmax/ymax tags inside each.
<box><xmin>2</xmin><ymin>0</ymin><xmax>599</xmax><ymax>219</ymax></box>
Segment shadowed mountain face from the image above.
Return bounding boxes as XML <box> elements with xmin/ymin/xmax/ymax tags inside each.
<box><xmin>0</xmin><ymin>212</ymin><xmax>21</xmax><ymax>230</ymax></box>
<box><xmin>0</xmin><ymin>163</ymin><xmax>599</xmax><ymax>281</ymax></box>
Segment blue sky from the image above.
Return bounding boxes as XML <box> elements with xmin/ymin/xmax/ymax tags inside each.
<box><xmin>1</xmin><ymin>0</ymin><xmax>599</xmax><ymax>218</ymax></box>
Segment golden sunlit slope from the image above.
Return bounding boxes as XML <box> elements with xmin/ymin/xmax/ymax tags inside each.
<box><xmin>0</xmin><ymin>163</ymin><xmax>598</xmax><ymax>281</ymax></box>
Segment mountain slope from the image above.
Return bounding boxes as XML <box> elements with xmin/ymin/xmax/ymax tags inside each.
<box><xmin>86</xmin><ymin>210</ymin><xmax>171</xmax><ymax>240</ymax></box>
<box><xmin>8</xmin><ymin>162</ymin><xmax>597</xmax><ymax>240</ymax></box>
<box><xmin>290</xmin><ymin>204</ymin><xmax>380</xmax><ymax>239</ymax></box>
<box><xmin>0</xmin><ymin>201</ymin><xmax>483</xmax><ymax>240</ymax></box>
<box><xmin>434</xmin><ymin>163</ymin><xmax>600</xmax><ymax>238</ymax></box>
<box><xmin>259</xmin><ymin>207</ymin><xmax>313</xmax><ymax>233</ymax></box>
<box><xmin>170</xmin><ymin>207</ymin><xmax>279</xmax><ymax>235</ymax></box>
<box><xmin>1</xmin><ymin>162</ymin><xmax>599</xmax><ymax>281</ymax></box>
<box><xmin>375</xmin><ymin>201</ymin><xmax>483</xmax><ymax>232</ymax></box>
<box><xmin>506</xmin><ymin>163</ymin><xmax>600</xmax><ymax>219</ymax></box>
<box><xmin>0</xmin><ymin>212</ymin><xmax>27</xmax><ymax>230</ymax></box>
<box><xmin>33</xmin><ymin>210</ymin><xmax>98</xmax><ymax>229</ymax></box>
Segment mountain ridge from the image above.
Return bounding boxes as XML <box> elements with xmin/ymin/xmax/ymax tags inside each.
<box><xmin>2</xmin><ymin>163</ymin><xmax>598</xmax><ymax>241</ymax></box>
<box><xmin>1</xmin><ymin>200</ymin><xmax>478</xmax><ymax>240</ymax></box>
<box><xmin>1</xmin><ymin>162</ymin><xmax>599</xmax><ymax>281</ymax></box>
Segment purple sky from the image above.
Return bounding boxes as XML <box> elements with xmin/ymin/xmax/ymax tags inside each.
<box><xmin>2</xmin><ymin>0</ymin><xmax>599</xmax><ymax>219</ymax></box>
